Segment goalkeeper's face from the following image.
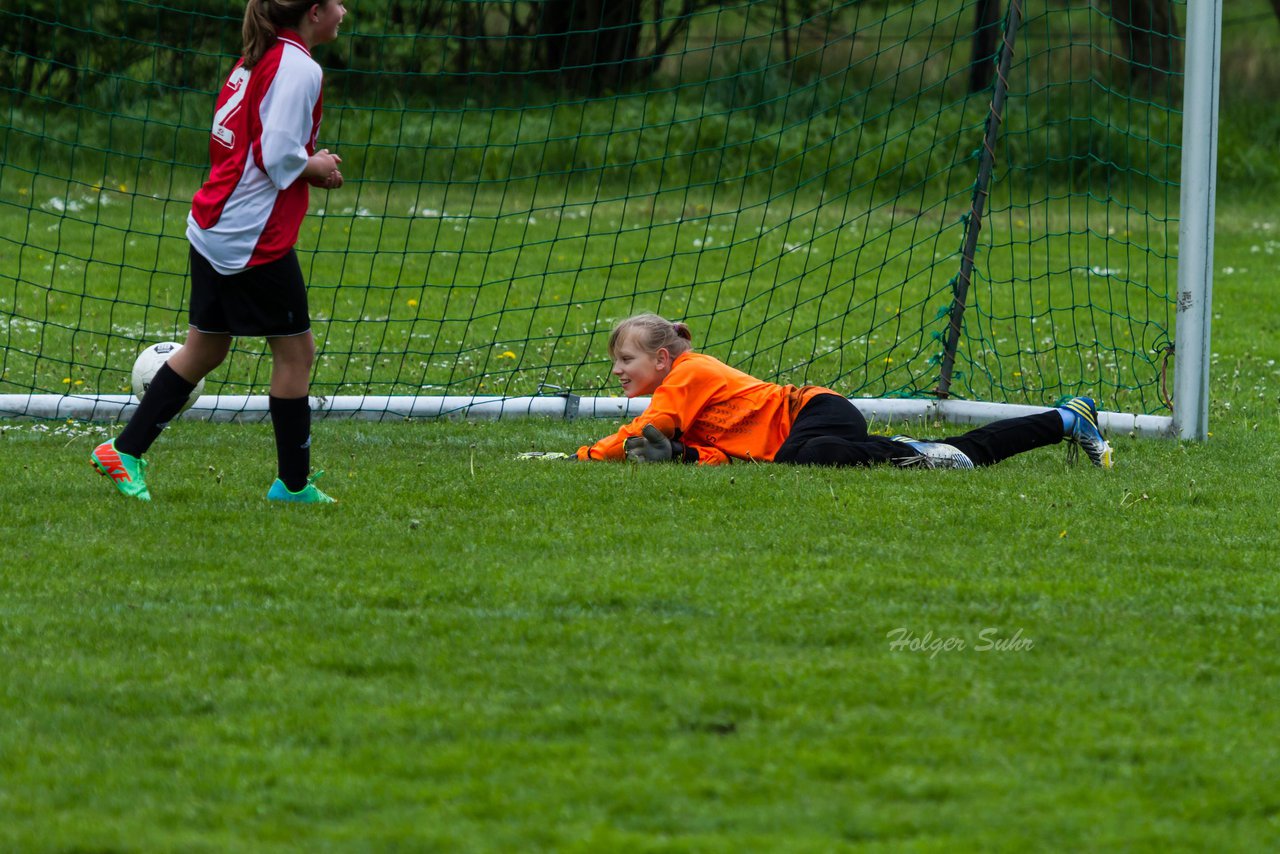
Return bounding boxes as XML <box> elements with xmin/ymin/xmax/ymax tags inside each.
<box><xmin>611</xmin><ymin>333</ymin><xmax>671</xmax><ymax>398</ymax></box>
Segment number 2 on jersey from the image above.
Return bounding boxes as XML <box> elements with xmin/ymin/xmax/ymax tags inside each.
<box><xmin>211</xmin><ymin>67</ymin><xmax>251</xmax><ymax>149</ymax></box>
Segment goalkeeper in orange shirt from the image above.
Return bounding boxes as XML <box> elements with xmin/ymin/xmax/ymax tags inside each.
<box><xmin>570</xmin><ymin>313</ymin><xmax>1113</xmax><ymax>469</ymax></box>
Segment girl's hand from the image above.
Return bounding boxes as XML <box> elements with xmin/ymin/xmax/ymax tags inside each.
<box><xmin>309</xmin><ymin>168</ymin><xmax>343</xmax><ymax>189</ymax></box>
<box><xmin>305</xmin><ymin>149</ymin><xmax>344</xmax><ymax>189</ymax></box>
<box><xmin>624</xmin><ymin>424</ymin><xmax>677</xmax><ymax>462</ymax></box>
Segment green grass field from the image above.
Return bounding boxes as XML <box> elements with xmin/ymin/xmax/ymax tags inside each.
<box><xmin>4</xmin><ymin>1</ymin><xmax>1280</xmax><ymax>843</ymax></box>
<box><xmin>1</xmin><ymin>196</ymin><xmax>1278</xmax><ymax>850</ymax></box>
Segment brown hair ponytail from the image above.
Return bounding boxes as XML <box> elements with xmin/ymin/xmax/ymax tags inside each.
<box><xmin>242</xmin><ymin>0</ymin><xmax>322</xmax><ymax>69</ymax></box>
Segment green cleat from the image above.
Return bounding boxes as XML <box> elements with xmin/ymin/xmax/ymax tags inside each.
<box><xmin>267</xmin><ymin>471</ymin><xmax>337</xmax><ymax>504</ymax></box>
<box><xmin>90</xmin><ymin>439</ymin><xmax>151</xmax><ymax>501</ymax></box>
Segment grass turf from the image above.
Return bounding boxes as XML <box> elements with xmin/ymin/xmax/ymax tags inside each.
<box><xmin>4</xmin><ymin>193</ymin><xmax>1280</xmax><ymax>850</ymax></box>
<box><xmin>2</xmin><ymin>415</ymin><xmax>1278</xmax><ymax>850</ymax></box>
<box><xmin>2</xmin><ymin>179</ymin><xmax>1280</xmax><ymax>854</ymax></box>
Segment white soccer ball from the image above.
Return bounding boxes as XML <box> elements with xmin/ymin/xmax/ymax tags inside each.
<box><xmin>132</xmin><ymin>342</ymin><xmax>205</xmax><ymax>411</ymax></box>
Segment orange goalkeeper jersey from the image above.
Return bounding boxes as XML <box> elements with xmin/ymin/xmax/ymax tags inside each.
<box><xmin>577</xmin><ymin>351</ymin><xmax>837</xmax><ymax>464</ymax></box>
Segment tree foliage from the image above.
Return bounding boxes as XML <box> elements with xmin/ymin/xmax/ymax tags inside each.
<box><xmin>2</xmin><ymin>0</ymin><xmax>1192</xmax><ymax>105</ymax></box>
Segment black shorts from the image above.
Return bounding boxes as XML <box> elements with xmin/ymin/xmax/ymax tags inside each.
<box><xmin>188</xmin><ymin>246</ymin><xmax>311</xmax><ymax>337</ymax></box>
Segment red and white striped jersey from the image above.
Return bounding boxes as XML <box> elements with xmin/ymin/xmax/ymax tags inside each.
<box><xmin>187</xmin><ymin>31</ymin><xmax>323</xmax><ymax>275</ymax></box>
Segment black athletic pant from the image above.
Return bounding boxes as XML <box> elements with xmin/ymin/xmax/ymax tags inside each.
<box><xmin>773</xmin><ymin>394</ymin><xmax>1064</xmax><ymax>467</ymax></box>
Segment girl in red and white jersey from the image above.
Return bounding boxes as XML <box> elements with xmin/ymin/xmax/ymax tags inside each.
<box><xmin>92</xmin><ymin>0</ymin><xmax>348</xmax><ymax>504</ymax></box>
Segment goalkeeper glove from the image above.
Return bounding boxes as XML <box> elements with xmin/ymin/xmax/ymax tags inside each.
<box><xmin>624</xmin><ymin>423</ymin><xmax>690</xmax><ymax>463</ymax></box>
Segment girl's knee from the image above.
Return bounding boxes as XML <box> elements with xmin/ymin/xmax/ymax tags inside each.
<box><xmin>271</xmin><ymin>334</ymin><xmax>316</xmax><ymax>367</ymax></box>
<box><xmin>296</xmin><ymin>340</ymin><xmax>316</xmax><ymax>368</ymax></box>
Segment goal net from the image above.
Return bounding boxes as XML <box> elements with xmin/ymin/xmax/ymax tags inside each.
<box><xmin>0</xmin><ymin>0</ymin><xmax>1204</xmax><ymax>435</ymax></box>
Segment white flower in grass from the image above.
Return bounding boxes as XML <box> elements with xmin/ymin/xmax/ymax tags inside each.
<box><xmin>48</xmin><ymin>197</ymin><xmax>86</xmax><ymax>213</ymax></box>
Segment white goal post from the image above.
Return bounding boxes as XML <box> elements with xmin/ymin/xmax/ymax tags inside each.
<box><xmin>1172</xmin><ymin>0</ymin><xmax>1222</xmax><ymax>441</ymax></box>
<box><xmin>0</xmin><ymin>392</ymin><xmax>1174</xmax><ymax>438</ymax></box>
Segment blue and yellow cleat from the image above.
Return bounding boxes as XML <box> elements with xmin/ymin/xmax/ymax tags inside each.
<box><xmin>267</xmin><ymin>471</ymin><xmax>337</xmax><ymax>504</ymax></box>
<box><xmin>1061</xmin><ymin>397</ymin><xmax>1113</xmax><ymax>469</ymax></box>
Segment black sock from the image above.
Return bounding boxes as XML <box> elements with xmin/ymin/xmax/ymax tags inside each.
<box><xmin>270</xmin><ymin>395</ymin><xmax>311</xmax><ymax>492</ymax></box>
<box><xmin>116</xmin><ymin>363</ymin><xmax>197</xmax><ymax>457</ymax></box>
